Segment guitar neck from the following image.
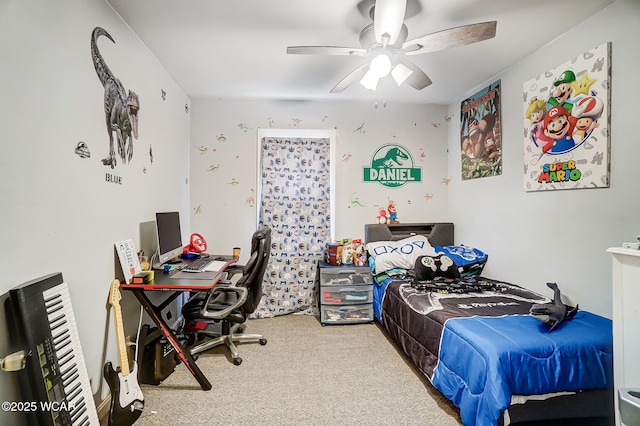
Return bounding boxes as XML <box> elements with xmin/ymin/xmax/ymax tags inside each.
<box><xmin>112</xmin><ymin>302</ymin><xmax>131</xmax><ymax>376</ymax></box>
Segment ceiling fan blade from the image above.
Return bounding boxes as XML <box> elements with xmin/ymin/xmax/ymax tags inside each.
<box><xmin>287</xmin><ymin>46</ymin><xmax>367</xmax><ymax>56</ymax></box>
<box><xmin>330</xmin><ymin>63</ymin><xmax>370</xmax><ymax>93</ymax></box>
<box><xmin>402</xmin><ymin>21</ymin><xmax>497</xmax><ymax>55</ymax></box>
<box><xmin>393</xmin><ymin>57</ymin><xmax>432</xmax><ymax>90</ymax></box>
<box><xmin>374</xmin><ymin>0</ymin><xmax>407</xmax><ymax>46</ymax></box>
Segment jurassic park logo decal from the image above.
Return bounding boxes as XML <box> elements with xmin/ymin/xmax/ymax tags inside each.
<box><xmin>363</xmin><ymin>144</ymin><xmax>422</xmax><ymax>188</ymax></box>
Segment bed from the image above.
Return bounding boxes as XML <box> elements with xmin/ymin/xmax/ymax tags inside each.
<box><xmin>365</xmin><ymin>223</ymin><xmax>614</xmax><ymax>426</ymax></box>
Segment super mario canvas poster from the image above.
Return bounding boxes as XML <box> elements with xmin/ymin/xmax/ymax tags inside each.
<box><xmin>460</xmin><ymin>80</ymin><xmax>502</xmax><ymax>180</ymax></box>
<box><xmin>523</xmin><ymin>42</ymin><xmax>611</xmax><ymax>192</ymax></box>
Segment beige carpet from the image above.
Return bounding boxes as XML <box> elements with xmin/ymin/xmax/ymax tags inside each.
<box><xmin>135</xmin><ymin>314</ymin><xmax>462</xmax><ymax>425</ymax></box>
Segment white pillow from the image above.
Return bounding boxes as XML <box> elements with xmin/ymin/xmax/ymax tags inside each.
<box><xmin>366</xmin><ymin>235</ymin><xmax>438</xmax><ymax>273</ymax></box>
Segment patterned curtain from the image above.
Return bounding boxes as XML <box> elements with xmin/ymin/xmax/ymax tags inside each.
<box><xmin>254</xmin><ymin>136</ymin><xmax>332</xmax><ymax>318</ymax></box>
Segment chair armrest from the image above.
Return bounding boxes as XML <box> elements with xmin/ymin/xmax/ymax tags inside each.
<box><xmin>200</xmin><ymin>286</ymin><xmax>248</xmax><ymax>320</ymax></box>
<box><xmin>222</xmin><ymin>264</ymin><xmax>244</xmax><ymax>281</ymax></box>
<box><xmin>214</xmin><ymin>279</ymin><xmax>232</xmax><ymax>288</ymax></box>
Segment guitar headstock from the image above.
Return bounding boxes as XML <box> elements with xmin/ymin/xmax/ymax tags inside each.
<box><xmin>107</xmin><ymin>279</ymin><xmax>122</xmax><ymax>308</ymax></box>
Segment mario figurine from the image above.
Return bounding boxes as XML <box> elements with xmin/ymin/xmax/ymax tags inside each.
<box><xmin>388</xmin><ymin>203</ymin><xmax>399</xmax><ymax>224</ymax></box>
<box><xmin>548</xmin><ymin>70</ymin><xmax>576</xmax><ymax>114</ymax></box>
<box><xmin>542</xmin><ymin>105</ymin><xmax>577</xmax><ymax>154</ymax></box>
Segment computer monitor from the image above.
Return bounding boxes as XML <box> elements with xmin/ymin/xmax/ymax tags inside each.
<box><xmin>155</xmin><ymin>211</ymin><xmax>183</xmax><ymax>266</ymax></box>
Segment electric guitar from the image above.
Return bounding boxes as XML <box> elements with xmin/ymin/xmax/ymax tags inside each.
<box><xmin>104</xmin><ymin>279</ymin><xmax>144</xmax><ymax>426</ymax></box>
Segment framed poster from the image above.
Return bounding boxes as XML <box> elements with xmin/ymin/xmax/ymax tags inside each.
<box><xmin>523</xmin><ymin>42</ymin><xmax>611</xmax><ymax>191</ymax></box>
<box><xmin>460</xmin><ymin>80</ymin><xmax>502</xmax><ymax>180</ymax></box>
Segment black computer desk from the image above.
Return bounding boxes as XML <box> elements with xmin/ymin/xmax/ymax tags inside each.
<box><xmin>120</xmin><ymin>255</ymin><xmax>236</xmax><ymax>391</ymax></box>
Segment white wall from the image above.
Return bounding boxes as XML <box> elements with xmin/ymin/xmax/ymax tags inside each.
<box><xmin>188</xmin><ymin>98</ymin><xmax>450</xmax><ymax>260</ymax></box>
<box><xmin>2</xmin><ymin>0</ymin><xmax>637</xmax><ymax>423</ymax></box>
<box><xmin>0</xmin><ymin>1</ymin><xmax>191</xmax><ymax>423</ymax></box>
<box><xmin>447</xmin><ymin>0</ymin><xmax>640</xmax><ymax>318</ymax></box>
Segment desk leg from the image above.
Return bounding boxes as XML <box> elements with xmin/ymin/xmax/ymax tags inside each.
<box><xmin>132</xmin><ymin>290</ymin><xmax>212</xmax><ymax>391</ymax></box>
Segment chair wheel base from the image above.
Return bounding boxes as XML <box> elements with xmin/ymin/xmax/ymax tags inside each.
<box><xmin>233</xmin><ymin>357</ymin><xmax>242</xmax><ymax>366</ymax></box>
<box><xmin>186</xmin><ymin>334</ymin><xmax>196</xmax><ymax>345</ymax></box>
<box><xmin>259</xmin><ymin>338</ymin><xmax>267</xmax><ymax>345</ymax></box>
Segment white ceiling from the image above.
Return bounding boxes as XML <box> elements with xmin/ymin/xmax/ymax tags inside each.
<box><xmin>105</xmin><ymin>0</ymin><xmax>614</xmax><ymax>105</ymax></box>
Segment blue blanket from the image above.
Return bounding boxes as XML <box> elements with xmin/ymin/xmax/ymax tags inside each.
<box><xmin>431</xmin><ymin>312</ymin><xmax>613</xmax><ymax>426</ymax></box>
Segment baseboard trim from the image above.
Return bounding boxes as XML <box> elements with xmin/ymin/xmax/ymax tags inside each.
<box><xmin>97</xmin><ymin>395</ymin><xmax>111</xmax><ymax>423</ymax></box>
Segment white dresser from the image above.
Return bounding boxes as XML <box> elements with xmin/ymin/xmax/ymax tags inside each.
<box><xmin>608</xmin><ymin>247</ymin><xmax>640</xmax><ymax>425</ymax></box>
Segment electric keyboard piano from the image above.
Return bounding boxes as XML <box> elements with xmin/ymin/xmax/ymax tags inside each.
<box><xmin>7</xmin><ymin>273</ymin><xmax>99</xmax><ymax>426</ymax></box>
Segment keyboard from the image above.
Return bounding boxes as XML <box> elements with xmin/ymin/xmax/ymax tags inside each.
<box><xmin>181</xmin><ymin>256</ymin><xmax>214</xmax><ymax>272</ymax></box>
<box><xmin>8</xmin><ymin>273</ymin><xmax>100</xmax><ymax>425</ymax></box>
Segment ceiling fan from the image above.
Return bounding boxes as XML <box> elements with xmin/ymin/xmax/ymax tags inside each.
<box><xmin>286</xmin><ymin>0</ymin><xmax>497</xmax><ymax>93</ymax></box>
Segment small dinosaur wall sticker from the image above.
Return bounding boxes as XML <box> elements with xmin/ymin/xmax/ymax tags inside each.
<box><xmin>342</xmin><ymin>153</ymin><xmax>352</xmax><ymax>163</ymax></box>
<box><xmin>207</xmin><ymin>164</ymin><xmax>220</xmax><ymax>173</ymax></box>
<box><xmin>75</xmin><ymin>142</ymin><xmax>90</xmax><ymax>158</ymax></box>
<box><xmin>196</xmin><ymin>146</ymin><xmax>208</xmax><ymax>155</ymax></box>
<box><xmin>245</xmin><ymin>189</ymin><xmax>255</xmax><ymax>207</ymax></box>
<box><xmin>238</xmin><ymin>123</ymin><xmax>250</xmax><ymax>132</ymax></box>
<box><xmin>353</xmin><ymin>123</ymin><xmax>365</xmax><ymax>133</ymax></box>
<box><xmin>91</xmin><ymin>27</ymin><xmax>140</xmax><ymax>169</ymax></box>
<box><xmin>216</xmin><ymin>134</ymin><xmax>227</xmax><ymax>143</ymax></box>
<box><xmin>349</xmin><ymin>192</ymin><xmax>366</xmax><ymax>208</ymax></box>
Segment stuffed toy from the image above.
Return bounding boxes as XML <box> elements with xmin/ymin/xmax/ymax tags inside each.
<box><xmin>529</xmin><ymin>282</ymin><xmax>579</xmax><ymax>332</ymax></box>
<box><xmin>412</xmin><ymin>254</ymin><xmax>460</xmax><ymax>281</ymax></box>
<box><xmin>376</xmin><ymin>208</ymin><xmax>388</xmax><ymax>224</ymax></box>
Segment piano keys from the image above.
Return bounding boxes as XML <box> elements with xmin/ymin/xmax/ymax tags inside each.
<box><xmin>7</xmin><ymin>273</ymin><xmax>99</xmax><ymax>426</ymax></box>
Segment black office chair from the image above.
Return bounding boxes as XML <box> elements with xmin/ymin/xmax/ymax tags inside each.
<box><xmin>182</xmin><ymin>226</ymin><xmax>271</xmax><ymax>365</ymax></box>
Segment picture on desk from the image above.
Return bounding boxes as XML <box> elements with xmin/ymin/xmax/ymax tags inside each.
<box><xmin>115</xmin><ymin>239</ymin><xmax>142</xmax><ymax>284</ymax></box>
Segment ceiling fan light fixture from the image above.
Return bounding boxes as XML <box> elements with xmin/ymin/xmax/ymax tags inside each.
<box><xmin>391</xmin><ymin>62</ymin><xmax>413</xmax><ymax>86</ymax></box>
<box><xmin>287</xmin><ymin>0</ymin><xmax>496</xmax><ymax>94</ymax></box>
<box><xmin>360</xmin><ymin>70</ymin><xmax>380</xmax><ymax>91</ymax></box>
<box><xmin>369</xmin><ymin>53</ymin><xmax>392</xmax><ymax>77</ymax></box>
